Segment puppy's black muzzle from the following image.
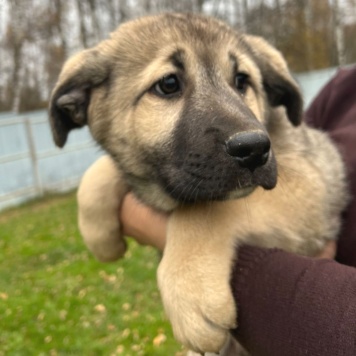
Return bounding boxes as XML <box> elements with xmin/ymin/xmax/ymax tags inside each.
<box><xmin>225</xmin><ymin>131</ymin><xmax>271</xmax><ymax>172</ymax></box>
<box><xmin>160</xmin><ymin>88</ymin><xmax>278</xmax><ymax>203</ymax></box>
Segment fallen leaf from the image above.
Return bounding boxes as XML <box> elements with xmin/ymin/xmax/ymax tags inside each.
<box><xmin>122</xmin><ymin>303</ymin><xmax>131</xmax><ymax>311</ymax></box>
<box><xmin>37</xmin><ymin>312</ymin><xmax>45</xmax><ymax>321</ymax></box>
<box><xmin>0</xmin><ymin>293</ymin><xmax>8</xmax><ymax>300</ymax></box>
<box><xmin>122</xmin><ymin>328</ymin><xmax>130</xmax><ymax>338</ymax></box>
<box><xmin>116</xmin><ymin>345</ymin><xmax>124</xmax><ymax>354</ymax></box>
<box><xmin>94</xmin><ymin>304</ymin><xmax>106</xmax><ymax>313</ymax></box>
<box><xmin>131</xmin><ymin>344</ymin><xmax>141</xmax><ymax>351</ymax></box>
<box><xmin>107</xmin><ymin>324</ymin><xmax>116</xmax><ymax>331</ymax></box>
<box><xmin>153</xmin><ymin>333</ymin><xmax>167</xmax><ymax>346</ymax></box>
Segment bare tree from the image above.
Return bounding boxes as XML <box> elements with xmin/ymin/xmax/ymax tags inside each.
<box><xmin>107</xmin><ymin>0</ymin><xmax>119</xmax><ymax>29</ymax></box>
<box><xmin>333</xmin><ymin>0</ymin><xmax>346</xmax><ymax>66</ymax></box>
<box><xmin>119</xmin><ymin>0</ymin><xmax>129</xmax><ymax>22</ymax></box>
<box><xmin>242</xmin><ymin>0</ymin><xmax>249</xmax><ymax>32</ymax></box>
<box><xmin>6</xmin><ymin>0</ymin><xmax>30</xmax><ymax>111</ymax></box>
<box><xmin>53</xmin><ymin>0</ymin><xmax>68</xmax><ymax>56</ymax></box>
<box><xmin>76</xmin><ymin>0</ymin><xmax>89</xmax><ymax>48</ymax></box>
<box><xmin>88</xmin><ymin>0</ymin><xmax>102</xmax><ymax>41</ymax></box>
<box><xmin>196</xmin><ymin>0</ymin><xmax>205</xmax><ymax>12</ymax></box>
<box><xmin>302</xmin><ymin>0</ymin><xmax>313</xmax><ymax>70</ymax></box>
<box><xmin>273</xmin><ymin>0</ymin><xmax>282</xmax><ymax>44</ymax></box>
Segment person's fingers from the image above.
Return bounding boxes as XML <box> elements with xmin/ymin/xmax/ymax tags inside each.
<box><xmin>316</xmin><ymin>240</ymin><xmax>337</xmax><ymax>259</ymax></box>
<box><xmin>120</xmin><ymin>193</ymin><xmax>168</xmax><ymax>250</ymax></box>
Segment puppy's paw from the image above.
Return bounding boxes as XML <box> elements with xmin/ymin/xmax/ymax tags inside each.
<box><xmin>157</xmin><ymin>258</ymin><xmax>236</xmax><ymax>353</ymax></box>
<box><xmin>78</xmin><ymin>155</ymin><xmax>128</xmax><ymax>262</ymax></box>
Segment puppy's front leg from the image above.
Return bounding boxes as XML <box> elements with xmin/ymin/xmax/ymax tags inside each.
<box><xmin>78</xmin><ymin>155</ymin><xmax>128</xmax><ymax>262</ymax></box>
<box><xmin>157</xmin><ymin>204</ymin><xmax>238</xmax><ymax>353</ymax></box>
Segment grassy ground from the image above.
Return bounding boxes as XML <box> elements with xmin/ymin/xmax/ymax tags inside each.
<box><xmin>0</xmin><ymin>193</ymin><xmax>183</xmax><ymax>356</ymax></box>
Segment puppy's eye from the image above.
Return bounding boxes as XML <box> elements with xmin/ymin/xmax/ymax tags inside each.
<box><xmin>235</xmin><ymin>73</ymin><xmax>249</xmax><ymax>95</ymax></box>
<box><xmin>153</xmin><ymin>74</ymin><xmax>181</xmax><ymax>97</ymax></box>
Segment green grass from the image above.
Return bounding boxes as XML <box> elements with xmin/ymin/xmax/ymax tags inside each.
<box><xmin>0</xmin><ymin>193</ymin><xmax>183</xmax><ymax>355</ymax></box>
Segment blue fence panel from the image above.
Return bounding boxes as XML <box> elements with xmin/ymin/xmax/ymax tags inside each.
<box><xmin>0</xmin><ymin>158</ymin><xmax>34</xmax><ymax>193</ymax></box>
<box><xmin>0</xmin><ymin>112</ymin><xmax>103</xmax><ymax>211</ymax></box>
<box><xmin>0</xmin><ymin>122</ymin><xmax>28</xmax><ymax>156</ymax></box>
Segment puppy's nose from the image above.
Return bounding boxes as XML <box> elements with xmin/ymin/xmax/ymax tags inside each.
<box><xmin>225</xmin><ymin>131</ymin><xmax>270</xmax><ymax>171</ymax></box>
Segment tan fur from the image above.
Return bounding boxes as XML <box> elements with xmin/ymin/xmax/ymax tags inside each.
<box><xmin>77</xmin><ymin>155</ymin><xmax>127</xmax><ymax>261</ymax></box>
<box><xmin>49</xmin><ymin>13</ymin><xmax>348</xmax><ymax>354</ymax></box>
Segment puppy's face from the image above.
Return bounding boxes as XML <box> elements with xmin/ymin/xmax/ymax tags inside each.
<box><xmin>50</xmin><ymin>13</ymin><xmax>302</xmax><ymax>211</ymax></box>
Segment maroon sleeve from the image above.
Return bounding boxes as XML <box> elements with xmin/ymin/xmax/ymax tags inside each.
<box><xmin>232</xmin><ymin>246</ymin><xmax>356</xmax><ymax>356</ymax></box>
<box><xmin>230</xmin><ymin>67</ymin><xmax>356</xmax><ymax>355</ymax></box>
<box><xmin>305</xmin><ymin>67</ymin><xmax>356</xmax><ymax>267</ymax></box>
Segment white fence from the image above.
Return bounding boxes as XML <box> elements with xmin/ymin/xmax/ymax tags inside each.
<box><xmin>0</xmin><ymin>110</ymin><xmax>103</xmax><ymax>211</ymax></box>
<box><xmin>0</xmin><ymin>66</ymin><xmax>348</xmax><ymax>211</ymax></box>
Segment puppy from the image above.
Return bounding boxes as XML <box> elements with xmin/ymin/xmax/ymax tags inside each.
<box><xmin>49</xmin><ymin>13</ymin><xmax>348</xmax><ymax>353</ymax></box>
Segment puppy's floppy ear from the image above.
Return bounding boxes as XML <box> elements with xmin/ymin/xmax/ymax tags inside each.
<box><xmin>243</xmin><ymin>35</ymin><xmax>303</xmax><ymax>126</ymax></box>
<box><xmin>49</xmin><ymin>48</ymin><xmax>111</xmax><ymax>147</ymax></box>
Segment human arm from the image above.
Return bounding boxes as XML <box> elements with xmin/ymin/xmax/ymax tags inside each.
<box><xmin>305</xmin><ymin>67</ymin><xmax>356</xmax><ymax>267</ymax></box>
<box><xmin>231</xmin><ymin>246</ymin><xmax>356</xmax><ymax>356</ymax></box>
<box><xmin>120</xmin><ymin>193</ymin><xmax>167</xmax><ymax>251</ymax></box>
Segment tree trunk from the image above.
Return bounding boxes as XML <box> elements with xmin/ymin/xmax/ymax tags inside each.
<box><xmin>88</xmin><ymin>0</ymin><xmax>101</xmax><ymax>41</ymax></box>
<box><xmin>333</xmin><ymin>0</ymin><xmax>346</xmax><ymax>66</ymax></box>
<box><xmin>53</xmin><ymin>0</ymin><xmax>68</xmax><ymax>56</ymax></box>
<box><xmin>242</xmin><ymin>0</ymin><xmax>249</xmax><ymax>32</ymax></box>
<box><xmin>76</xmin><ymin>0</ymin><xmax>89</xmax><ymax>48</ymax></box>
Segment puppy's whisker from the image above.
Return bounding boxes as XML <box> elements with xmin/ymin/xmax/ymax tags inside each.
<box><xmin>278</xmin><ymin>163</ymin><xmax>305</xmax><ymax>179</ymax></box>
<box><xmin>236</xmin><ymin>178</ymin><xmax>251</xmax><ymax>228</ymax></box>
<box><xmin>276</xmin><ymin>172</ymin><xmax>290</xmax><ymax>198</ymax></box>
<box><xmin>192</xmin><ymin>179</ymin><xmax>204</xmax><ymax>203</ymax></box>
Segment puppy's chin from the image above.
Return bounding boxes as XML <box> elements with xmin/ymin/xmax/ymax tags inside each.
<box><xmin>130</xmin><ymin>157</ymin><xmax>277</xmax><ymax>210</ymax></box>
<box><xmin>226</xmin><ymin>186</ymin><xmax>256</xmax><ymax>200</ymax></box>
<box><xmin>133</xmin><ymin>180</ymin><xmax>265</xmax><ymax>212</ymax></box>
<box><xmin>132</xmin><ymin>182</ymin><xmax>179</xmax><ymax>213</ymax></box>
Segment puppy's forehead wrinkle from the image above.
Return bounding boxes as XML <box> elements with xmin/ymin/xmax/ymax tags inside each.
<box><xmin>229</xmin><ymin>53</ymin><xmax>239</xmax><ymax>74</ymax></box>
<box><xmin>169</xmin><ymin>49</ymin><xmax>185</xmax><ymax>71</ymax></box>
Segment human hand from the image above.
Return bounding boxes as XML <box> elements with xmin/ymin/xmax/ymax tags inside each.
<box><xmin>316</xmin><ymin>240</ymin><xmax>337</xmax><ymax>259</ymax></box>
<box><xmin>119</xmin><ymin>192</ymin><xmax>168</xmax><ymax>251</ymax></box>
